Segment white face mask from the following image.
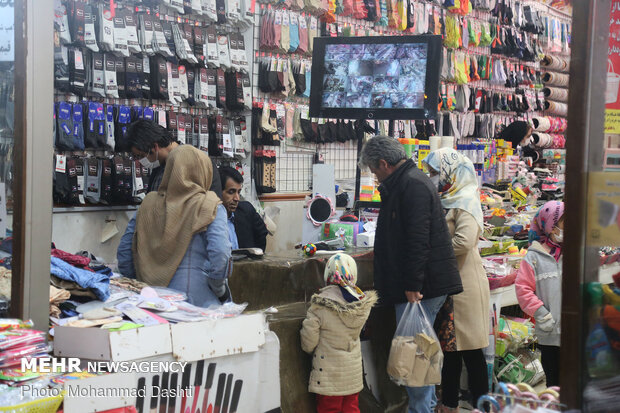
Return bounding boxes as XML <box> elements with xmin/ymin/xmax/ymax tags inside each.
<box><xmin>139</xmin><ymin>151</ymin><xmax>160</xmax><ymax>169</ymax></box>
<box><xmin>429</xmin><ymin>175</ymin><xmax>439</xmax><ymax>189</ymax></box>
<box><xmin>553</xmin><ymin>228</ymin><xmax>563</xmax><ymax>243</ymax></box>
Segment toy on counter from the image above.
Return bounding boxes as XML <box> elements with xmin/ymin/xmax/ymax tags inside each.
<box><xmin>302</xmin><ymin>243</ymin><xmax>317</xmax><ymax>257</ymax></box>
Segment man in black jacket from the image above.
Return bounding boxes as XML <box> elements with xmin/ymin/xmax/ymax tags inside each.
<box><xmin>359</xmin><ymin>136</ymin><xmax>463</xmax><ymax>413</ymax></box>
<box><xmin>219</xmin><ymin>166</ymin><xmax>269</xmax><ymax>251</ymax></box>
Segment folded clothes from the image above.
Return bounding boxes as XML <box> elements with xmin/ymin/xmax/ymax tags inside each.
<box><xmin>50</xmin><ymin>256</ymin><xmax>110</xmax><ymax>301</ymax></box>
<box><xmin>51</xmin><ymin>248</ymin><xmax>91</xmax><ymax>269</ymax></box>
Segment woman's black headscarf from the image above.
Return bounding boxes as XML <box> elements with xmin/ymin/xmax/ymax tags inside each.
<box><xmin>499</xmin><ymin>121</ymin><xmax>530</xmax><ymax>148</ymax></box>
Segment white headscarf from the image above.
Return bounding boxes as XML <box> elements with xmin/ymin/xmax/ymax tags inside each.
<box><xmin>423</xmin><ymin>148</ymin><xmax>484</xmax><ymax>231</ymax></box>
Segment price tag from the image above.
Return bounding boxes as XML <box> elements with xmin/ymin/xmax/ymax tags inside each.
<box><xmin>55</xmin><ymin>154</ymin><xmax>67</xmax><ymax>173</ymax></box>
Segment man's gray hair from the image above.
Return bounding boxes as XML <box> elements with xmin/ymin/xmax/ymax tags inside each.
<box><xmin>359</xmin><ymin>135</ymin><xmax>407</xmax><ymax>169</ymax></box>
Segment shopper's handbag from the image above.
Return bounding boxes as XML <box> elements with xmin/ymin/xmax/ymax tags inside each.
<box><xmin>387</xmin><ymin>301</ymin><xmax>444</xmax><ymax>387</ymax></box>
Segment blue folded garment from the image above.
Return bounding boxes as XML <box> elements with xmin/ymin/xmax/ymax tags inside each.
<box><xmin>50</xmin><ymin>256</ymin><xmax>110</xmax><ymax>301</ymax></box>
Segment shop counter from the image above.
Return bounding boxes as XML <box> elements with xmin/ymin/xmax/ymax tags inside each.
<box><xmin>228</xmin><ymin>249</ymin><xmax>408</xmax><ymax>413</ymax></box>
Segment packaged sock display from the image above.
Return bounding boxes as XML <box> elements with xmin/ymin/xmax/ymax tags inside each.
<box><xmin>115</xmin><ymin>57</ymin><xmax>126</xmax><ymax>98</ymax></box>
<box><xmin>210</xmin><ymin>115</ymin><xmax>224</xmax><ymax>157</ymax></box>
<box><xmin>198</xmin><ymin>116</ymin><xmax>209</xmax><ymax>151</ymax></box>
<box><xmin>140</xmin><ymin>56</ymin><xmax>151</xmax><ymax>97</ymax></box>
<box><xmin>162</xmin><ymin>22</ymin><xmax>177</xmax><ymax>58</ymax></box>
<box><xmin>55</xmin><ymin>0</ymin><xmax>71</xmax><ymax>45</ymax></box>
<box><xmin>151</xmin><ymin>55</ymin><xmax>169</xmax><ymax>100</ymax></box>
<box><xmin>104</xmin><ymin>104</ymin><xmax>115</xmax><ymax>150</ymax></box>
<box><xmin>100</xmin><ymin>158</ymin><xmax>113</xmax><ymax>204</ymax></box>
<box><xmin>104</xmin><ymin>54</ymin><xmax>119</xmax><ymax>98</ymax></box>
<box><xmin>112</xmin><ymin>155</ymin><xmax>126</xmax><ymax>203</ymax></box>
<box><xmin>84</xmin><ymin>4</ymin><xmax>99</xmax><ymax>52</ymax></box>
<box><xmin>69</xmin><ymin>0</ymin><xmax>85</xmax><ymax>47</ymax></box>
<box><xmin>84</xmin><ymin>157</ymin><xmax>101</xmax><ymax>204</ymax></box>
<box><xmin>222</xmin><ymin>119</ymin><xmax>234</xmax><ymax>158</ymax></box>
<box><xmin>177</xmin><ymin>113</ymin><xmax>187</xmax><ymax>144</ymax></box>
<box><xmin>193</xmin><ymin>26</ymin><xmax>206</xmax><ymax>62</ymax></box>
<box><xmin>202</xmin><ymin>0</ymin><xmax>217</xmax><ymax>21</ymax></box>
<box><xmin>122</xmin><ymin>157</ymin><xmax>134</xmax><ymax>203</ymax></box>
<box><xmin>122</xmin><ymin>9</ymin><xmax>141</xmax><ymax>54</ymax></box>
<box><xmin>205</xmin><ymin>26</ymin><xmax>219</xmax><ymax>67</ymax></box>
<box><xmin>72</xmin><ymin>103</ymin><xmax>85</xmax><ymax>150</ymax></box>
<box><xmin>97</xmin><ymin>4</ymin><xmax>115</xmax><ymax>52</ymax></box>
<box><xmin>132</xmin><ymin>160</ymin><xmax>145</xmax><ymax>202</ymax></box>
<box><xmin>206</xmin><ymin>68</ymin><xmax>218</xmax><ymax>108</ymax></box>
<box><xmin>54</xmin><ymin>44</ymin><xmax>70</xmax><ymax>92</ymax></box>
<box><xmin>138</xmin><ymin>13</ymin><xmax>155</xmax><ymax>56</ymax></box>
<box><xmin>178</xmin><ymin>65</ymin><xmax>189</xmax><ymax>101</ymax></box>
<box><xmin>56</xmin><ymin>102</ymin><xmax>75</xmax><ymax>151</ymax></box>
<box><xmin>90</xmin><ymin>52</ymin><xmax>106</xmax><ymax>97</ymax></box>
<box><xmin>216</xmin><ymin>68</ymin><xmax>227</xmax><ymax>108</ymax></box>
<box><xmin>69</xmin><ymin>48</ymin><xmax>86</xmax><ymax>96</ymax></box>
<box><xmin>186</xmin><ymin>68</ymin><xmax>196</xmax><ymax>106</ymax></box>
<box><xmin>113</xmin><ymin>13</ymin><xmax>129</xmax><ymax>57</ymax></box>
<box><xmin>217</xmin><ymin>34</ymin><xmax>232</xmax><ymax>70</ymax></box>
<box><xmin>114</xmin><ymin>105</ymin><xmax>131</xmax><ymax>151</ymax></box>
<box><xmin>152</xmin><ymin>19</ymin><xmax>172</xmax><ymax>57</ymax></box>
<box><xmin>167</xmin><ymin>111</ymin><xmax>178</xmax><ymax>141</ymax></box>
<box><xmin>125</xmin><ymin>57</ymin><xmax>142</xmax><ymax>99</ymax></box>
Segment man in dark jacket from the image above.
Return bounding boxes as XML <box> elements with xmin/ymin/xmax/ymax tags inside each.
<box><xmin>359</xmin><ymin>136</ymin><xmax>463</xmax><ymax>413</ymax></box>
<box><xmin>219</xmin><ymin>166</ymin><xmax>269</xmax><ymax>251</ymax></box>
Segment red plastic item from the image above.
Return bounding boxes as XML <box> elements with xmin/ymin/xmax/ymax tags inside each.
<box><xmin>614</xmin><ymin>271</ymin><xmax>620</xmax><ymax>288</ymax></box>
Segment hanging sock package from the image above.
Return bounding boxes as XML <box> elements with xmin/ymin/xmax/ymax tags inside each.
<box><xmin>138</xmin><ymin>13</ymin><xmax>155</xmax><ymax>56</ymax></box>
<box><xmin>152</xmin><ymin>19</ymin><xmax>171</xmax><ymax>57</ymax></box>
<box><xmin>112</xmin><ymin>12</ymin><xmax>129</xmax><ymax>57</ymax></box>
<box><xmin>104</xmin><ymin>54</ymin><xmax>119</xmax><ymax>98</ymax></box>
<box><xmin>96</xmin><ymin>4</ymin><xmax>115</xmax><ymax>52</ymax></box>
<box><xmin>162</xmin><ymin>22</ymin><xmax>177</xmax><ymax>58</ymax></box>
<box><xmin>56</xmin><ymin>102</ymin><xmax>75</xmax><ymax>151</ymax></box>
<box><xmin>83</xmin><ymin>4</ymin><xmax>99</xmax><ymax>52</ymax></box>
<box><xmin>72</xmin><ymin>103</ymin><xmax>85</xmax><ymax>150</ymax></box>
<box><xmin>123</xmin><ymin>10</ymin><xmax>141</xmax><ymax>54</ymax></box>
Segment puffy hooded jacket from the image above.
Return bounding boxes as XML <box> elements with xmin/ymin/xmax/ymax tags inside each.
<box><xmin>374</xmin><ymin>159</ymin><xmax>463</xmax><ymax>304</ymax></box>
<box><xmin>300</xmin><ymin>286</ymin><xmax>378</xmax><ymax>396</ymax></box>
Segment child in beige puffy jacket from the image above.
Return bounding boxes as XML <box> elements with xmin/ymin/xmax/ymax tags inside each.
<box><xmin>300</xmin><ymin>253</ymin><xmax>378</xmax><ymax>413</ymax></box>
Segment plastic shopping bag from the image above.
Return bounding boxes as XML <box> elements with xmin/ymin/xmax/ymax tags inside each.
<box><xmin>387</xmin><ymin>301</ymin><xmax>443</xmax><ymax>387</ymax></box>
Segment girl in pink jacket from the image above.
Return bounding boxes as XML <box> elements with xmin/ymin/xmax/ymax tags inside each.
<box><xmin>515</xmin><ymin>201</ymin><xmax>564</xmax><ymax>387</ymax></box>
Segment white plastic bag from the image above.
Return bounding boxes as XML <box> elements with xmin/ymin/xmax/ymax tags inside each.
<box><xmin>387</xmin><ymin>301</ymin><xmax>444</xmax><ymax>387</ymax></box>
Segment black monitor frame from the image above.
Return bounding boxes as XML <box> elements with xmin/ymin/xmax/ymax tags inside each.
<box><xmin>309</xmin><ymin>35</ymin><xmax>442</xmax><ymax>121</ymax></box>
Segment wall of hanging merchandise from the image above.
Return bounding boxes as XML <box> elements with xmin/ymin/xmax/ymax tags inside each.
<box><xmin>247</xmin><ymin>0</ymin><xmax>572</xmax><ymax>193</ymax></box>
<box><xmin>53</xmin><ymin>0</ymin><xmax>255</xmax><ymax>206</ymax></box>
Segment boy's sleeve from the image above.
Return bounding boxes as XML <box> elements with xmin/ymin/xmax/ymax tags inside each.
<box><xmin>300</xmin><ymin>306</ymin><xmax>321</xmax><ymax>354</ymax></box>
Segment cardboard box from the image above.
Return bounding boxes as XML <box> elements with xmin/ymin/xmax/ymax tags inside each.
<box><xmin>322</xmin><ymin>222</ymin><xmax>364</xmax><ymax>247</ymax></box>
<box><xmin>54</xmin><ymin>324</ymin><xmax>172</xmax><ymax>362</ymax></box>
<box><xmin>356</xmin><ymin>232</ymin><xmax>375</xmax><ymax>247</ymax></box>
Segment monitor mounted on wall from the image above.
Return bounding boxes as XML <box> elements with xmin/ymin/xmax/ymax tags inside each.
<box><xmin>309</xmin><ymin>35</ymin><xmax>442</xmax><ymax>121</ymax></box>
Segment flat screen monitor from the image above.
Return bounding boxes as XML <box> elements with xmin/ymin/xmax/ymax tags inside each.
<box><xmin>309</xmin><ymin>35</ymin><xmax>442</xmax><ymax>120</ymax></box>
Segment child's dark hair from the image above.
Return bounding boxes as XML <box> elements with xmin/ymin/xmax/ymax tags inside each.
<box><xmin>126</xmin><ymin>119</ymin><xmax>174</xmax><ymax>153</ymax></box>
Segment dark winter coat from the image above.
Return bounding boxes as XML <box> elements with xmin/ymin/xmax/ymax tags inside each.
<box><xmin>233</xmin><ymin>201</ymin><xmax>269</xmax><ymax>251</ymax></box>
<box><xmin>374</xmin><ymin>159</ymin><xmax>463</xmax><ymax>304</ymax></box>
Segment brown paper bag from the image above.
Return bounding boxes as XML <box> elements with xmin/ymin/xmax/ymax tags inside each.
<box><xmin>424</xmin><ymin>351</ymin><xmax>444</xmax><ymax>385</ymax></box>
<box><xmin>387</xmin><ymin>336</ymin><xmax>417</xmax><ymax>383</ymax></box>
<box><xmin>406</xmin><ymin>354</ymin><xmax>431</xmax><ymax>387</ymax></box>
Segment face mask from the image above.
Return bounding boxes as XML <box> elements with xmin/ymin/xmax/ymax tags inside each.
<box><xmin>139</xmin><ymin>151</ymin><xmax>159</xmax><ymax>169</ymax></box>
<box><xmin>553</xmin><ymin>228</ymin><xmax>563</xmax><ymax>243</ymax></box>
<box><xmin>429</xmin><ymin>175</ymin><xmax>439</xmax><ymax>189</ymax></box>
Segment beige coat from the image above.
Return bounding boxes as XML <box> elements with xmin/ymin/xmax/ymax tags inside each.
<box><xmin>300</xmin><ymin>286</ymin><xmax>378</xmax><ymax>396</ymax></box>
<box><xmin>446</xmin><ymin>209</ymin><xmax>490</xmax><ymax>351</ymax></box>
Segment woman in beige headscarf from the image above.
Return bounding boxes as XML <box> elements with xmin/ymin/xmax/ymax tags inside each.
<box><xmin>119</xmin><ymin>145</ymin><xmax>232</xmax><ymax>306</ymax></box>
